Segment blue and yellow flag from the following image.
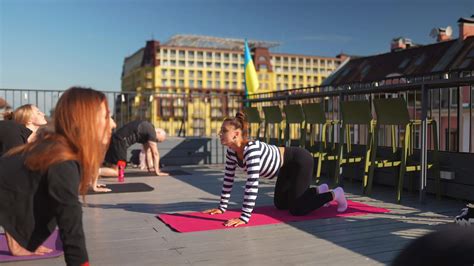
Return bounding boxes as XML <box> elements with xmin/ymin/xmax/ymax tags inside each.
<box><xmin>244</xmin><ymin>39</ymin><xmax>259</xmax><ymax>96</ymax></box>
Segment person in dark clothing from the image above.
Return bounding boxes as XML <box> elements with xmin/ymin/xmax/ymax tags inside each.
<box><xmin>5</xmin><ymin>104</ymin><xmax>48</xmax><ymax>142</ymax></box>
<box><xmin>392</xmin><ymin>226</ymin><xmax>474</xmax><ymax>266</ymax></box>
<box><xmin>0</xmin><ymin>104</ymin><xmax>47</xmax><ymax>156</ymax></box>
<box><xmin>0</xmin><ymin>120</ymin><xmax>32</xmax><ymax>157</ymax></box>
<box><xmin>95</xmin><ymin>120</ymin><xmax>167</xmax><ymax>191</ymax></box>
<box><xmin>0</xmin><ymin>87</ymin><xmax>116</xmax><ymax>266</ymax></box>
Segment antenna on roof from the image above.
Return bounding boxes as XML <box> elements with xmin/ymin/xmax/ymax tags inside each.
<box><xmin>429</xmin><ymin>28</ymin><xmax>439</xmax><ymax>39</ymax></box>
<box><xmin>445</xmin><ymin>26</ymin><xmax>453</xmax><ymax>37</ymax></box>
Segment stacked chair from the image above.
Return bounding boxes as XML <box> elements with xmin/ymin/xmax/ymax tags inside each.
<box><xmin>365</xmin><ymin>97</ymin><xmax>440</xmax><ymax>202</ymax></box>
<box><xmin>301</xmin><ymin>103</ymin><xmax>339</xmax><ymax>182</ymax></box>
<box><xmin>243</xmin><ymin>97</ymin><xmax>440</xmax><ymax>203</ymax></box>
<box><xmin>334</xmin><ymin>100</ymin><xmax>374</xmax><ymax>186</ymax></box>
<box><xmin>262</xmin><ymin>106</ymin><xmax>285</xmax><ymax>146</ymax></box>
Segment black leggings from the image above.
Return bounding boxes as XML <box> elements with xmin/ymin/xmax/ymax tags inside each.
<box><xmin>274</xmin><ymin>147</ymin><xmax>333</xmax><ymax>216</ymax></box>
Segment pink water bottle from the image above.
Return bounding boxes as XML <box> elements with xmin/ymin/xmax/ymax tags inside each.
<box><xmin>117</xmin><ymin>160</ymin><xmax>126</xmax><ymax>183</ymax></box>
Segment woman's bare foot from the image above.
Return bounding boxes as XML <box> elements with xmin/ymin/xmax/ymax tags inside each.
<box><xmin>6</xmin><ymin>233</ymin><xmax>54</xmax><ymax>256</ymax></box>
<box><xmin>35</xmin><ymin>245</ymin><xmax>53</xmax><ymax>254</ymax></box>
<box><xmin>6</xmin><ymin>233</ymin><xmax>33</xmax><ymax>256</ymax></box>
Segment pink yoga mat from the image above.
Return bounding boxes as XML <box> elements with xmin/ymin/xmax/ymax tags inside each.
<box><xmin>0</xmin><ymin>230</ymin><xmax>63</xmax><ymax>262</ymax></box>
<box><xmin>157</xmin><ymin>200</ymin><xmax>390</xmax><ymax>233</ymax></box>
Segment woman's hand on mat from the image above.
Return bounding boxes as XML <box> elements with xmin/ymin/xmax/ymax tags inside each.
<box><xmin>224</xmin><ymin>218</ymin><xmax>245</xmax><ymax>227</ymax></box>
<box><xmin>92</xmin><ymin>185</ymin><xmax>111</xmax><ymax>192</ymax></box>
<box><xmin>202</xmin><ymin>208</ymin><xmax>223</xmax><ymax>215</ymax></box>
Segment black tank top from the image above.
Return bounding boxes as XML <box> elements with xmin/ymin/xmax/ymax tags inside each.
<box><xmin>114</xmin><ymin>120</ymin><xmax>157</xmax><ymax>146</ymax></box>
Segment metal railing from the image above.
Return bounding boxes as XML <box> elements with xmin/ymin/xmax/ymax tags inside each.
<box><xmin>244</xmin><ymin>71</ymin><xmax>474</xmax><ymax>202</ymax></box>
<box><xmin>0</xmin><ymin>88</ymin><xmax>244</xmax><ymax>138</ymax></box>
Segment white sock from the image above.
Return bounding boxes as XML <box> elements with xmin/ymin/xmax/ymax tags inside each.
<box><xmin>333</xmin><ymin>187</ymin><xmax>348</xmax><ymax>212</ymax></box>
<box><xmin>317</xmin><ymin>183</ymin><xmax>330</xmax><ymax>207</ymax></box>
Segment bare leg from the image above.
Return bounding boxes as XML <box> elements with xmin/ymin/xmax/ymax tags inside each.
<box><xmin>5</xmin><ymin>232</ymin><xmax>52</xmax><ymax>256</ymax></box>
<box><xmin>100</xmin><ymin>166</ymin><xmax>119</xmax><ymax>177</ymax></box>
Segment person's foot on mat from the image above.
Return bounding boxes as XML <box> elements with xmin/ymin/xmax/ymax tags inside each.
<box><xmin>333</xmin><ymin>187</ymin><xmax>348</xmax><ymax>212</ymax></box>
<box><xmin>317</xmin><ymin>183</ymin><xmax>330</xmax><ymax>207</ymax></box>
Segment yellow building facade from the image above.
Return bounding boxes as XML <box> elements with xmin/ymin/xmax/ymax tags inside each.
<box><xmin>121</xmin><ymin>35</ymin><xmax>342</xmax><ymax>137</ymax></box>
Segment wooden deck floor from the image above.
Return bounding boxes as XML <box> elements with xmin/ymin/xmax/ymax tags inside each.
<box><xmin>5</xmin><ymin>165</ymin><xmax>465</xmax><ymax>265</ymax></box>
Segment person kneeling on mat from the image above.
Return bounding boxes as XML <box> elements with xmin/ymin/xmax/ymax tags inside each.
<box><xmin>94</xmin><ymin>120</ymin><xmax>168</xmax><ymax>192</ymax></box>
<box><xmin>203</xmin><ymin>112</ymin><xmax>347</xmax><ymax>227</ymax></box>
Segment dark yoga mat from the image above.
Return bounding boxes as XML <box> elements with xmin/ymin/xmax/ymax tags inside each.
<box><xmin>104</xmin><ymin>169</ymin><xmax>192</xmax><ymax>178</ymax></box>
<box><xmin>88</xmin><ymin>182</ymin><xmax>154</xmax><ymax>195</ymax></box>
<box><xmin>0</xmin><ymin>230</ymin><xmax>63</xmax><ymax>262</ymax></box>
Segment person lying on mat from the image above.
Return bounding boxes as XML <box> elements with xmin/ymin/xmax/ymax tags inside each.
<box><xmin>203</xmin><ymin>112</ymin><xmax>347</xmax><ymax>227</ymax></box>
<box><xmin>93</xmin><ymin>121</ymin><xmax>168</xmax><ymax>192</ymax></box>
<box><xmin>0</xmin><ymin>87</ymin><xmax>115</xmax><ymax>266</ymax></box>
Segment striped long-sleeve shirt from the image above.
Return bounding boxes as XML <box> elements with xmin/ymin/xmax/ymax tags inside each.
<box><xmin>218</xmin><ymin>140</ymin><xmax>282</xmax><ymax>223</ymax></box>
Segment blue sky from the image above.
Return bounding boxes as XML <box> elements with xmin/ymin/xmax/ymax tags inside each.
<box><xmin>0</xmin><ymin>0</ymin><xmax>472</xmax><ymax>91</ymax></box>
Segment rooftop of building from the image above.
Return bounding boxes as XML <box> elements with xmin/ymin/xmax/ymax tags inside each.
<box><xmin>323</xmin><ymin>15</ymin><xmax>474</xmax><ymax>87</ymax></box>
<box><xmin>162</xmin><ymin>34</ymin><xmax>280</xmax><ymax>51</ymax></box>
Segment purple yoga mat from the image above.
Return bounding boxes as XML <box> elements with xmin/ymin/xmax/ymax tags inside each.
<box><xmin>0</xmin><ymin>230</ymin><xmax>63</xmax><ymax>262</ymax></box>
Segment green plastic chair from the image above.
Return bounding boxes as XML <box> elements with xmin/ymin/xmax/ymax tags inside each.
<box><xmin>243</xmin><ymin>106</ymin><xmax>262</xmax><ymax>140</ymax></box>
<box><xmin>366</xmin><ymin>98</ymin><xmax>440</xmax><ymax>202</ymax></box>
<box><xmin>262</xmin><ymin>106</ymin><xmax>284</xmax><ymax>146</ymax></box>
<box><xmin>334</xmin><ymin>100</ymin><xmax>374</xmax><ymax>186</ymax></box>
<box><xmin>283</xmin><ymin>104</ymin><xmax>305</xmax><ymax>147</ymax></box>
<box><xmin>302</xmin><ymin>102</ymin><xmax>338</xmax><ymax>181</ymax></box>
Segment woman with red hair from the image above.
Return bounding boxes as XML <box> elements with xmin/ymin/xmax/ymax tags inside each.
<box><xmin>0</xmin><ymin>87</ymin><xmax>116</xmax><ymax>265</ymax></box>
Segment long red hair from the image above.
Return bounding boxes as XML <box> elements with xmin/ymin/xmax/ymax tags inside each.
<box><xmin>7</xmin><ymin>87</ymin><xmax>110</xmax><ymax>195</ymax></box>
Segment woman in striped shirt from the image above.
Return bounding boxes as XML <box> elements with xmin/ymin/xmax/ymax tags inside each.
<box><xmin>203</xmin><ymin>112</ymin><xmax>347</xmax><ymax>227</ymax></box>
